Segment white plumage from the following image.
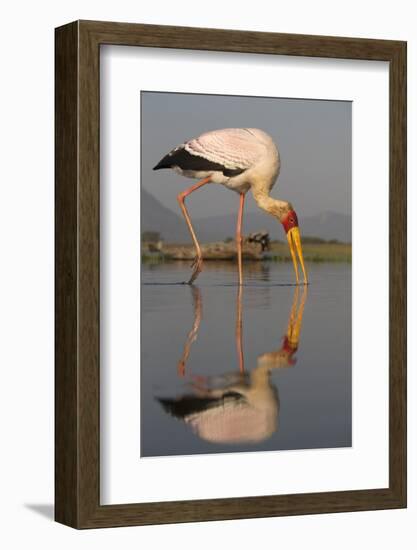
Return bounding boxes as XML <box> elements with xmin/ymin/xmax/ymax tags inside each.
<box><xmin>185</xmin><ymin>128</ymin><xmax>271</xmax><ymax>170</ymax></box>
<box><xmin>155</xmin><ymin>127</ymin><xmax>280</xmax><ymax>193</ymax></box>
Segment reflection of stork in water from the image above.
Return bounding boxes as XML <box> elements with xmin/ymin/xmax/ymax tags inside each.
<box><xmin>158</xmin><ymin>285</ymin><xmax>308</xmax><ymax>445</ymax></box>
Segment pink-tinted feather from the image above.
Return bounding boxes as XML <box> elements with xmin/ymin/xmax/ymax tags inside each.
<box><xmin>184</xmin><ymin>128</ymin><xmax>267</xmax><ymax>170</ymax></box>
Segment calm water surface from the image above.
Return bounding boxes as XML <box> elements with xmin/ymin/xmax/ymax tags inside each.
<box><xmin>141</xmin><ymin>262</ymin><xmax>351</xmax><ymax>457</ymax></box>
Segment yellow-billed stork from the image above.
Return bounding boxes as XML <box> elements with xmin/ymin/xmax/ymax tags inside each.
<box><xmin>153</xmin><ymin>127</ymin><xmax>308</xmax><ymax>285</ymax></box>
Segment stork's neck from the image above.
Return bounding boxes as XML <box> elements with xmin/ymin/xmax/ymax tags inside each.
<box><xmin>251</xmin><ymin>188</ymin><xmax>292</xmax><ymax>222</ymax></box>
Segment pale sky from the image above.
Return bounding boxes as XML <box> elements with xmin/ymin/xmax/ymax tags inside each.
<box><xmin>141</xmin><ymin>92</ymin><xmax>351</xmax><ymax>220</ymax></box>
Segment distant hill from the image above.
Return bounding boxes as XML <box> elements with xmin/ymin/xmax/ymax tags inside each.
<box><xmin>142</xmin><ymin>189</ymin><xmax>351</xmax><ymax>243</ymax></box>
<box><xmin>300</xmin><ymin>211</ymin><xmax>351</xmax><ymax>242</ymax></box>
<box><xmin>141</xmin><ymin>189</ymin><xmax>191</xmax><ymax>242</ymax></box>
<box><xmin>194</xmin><ymin>211</ymin><xmax>351</xmax><ymax>243</ymax></box>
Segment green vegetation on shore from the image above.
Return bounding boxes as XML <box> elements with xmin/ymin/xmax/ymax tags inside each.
<box><xmin>142</xmin><ymin>240</ymin><xmax>351</xmax><ymax>264</ymax></box>
<box><xmin>267</xmin><ymin>241</ymin><xmax>351</xmax><ymax>263</ymax></box>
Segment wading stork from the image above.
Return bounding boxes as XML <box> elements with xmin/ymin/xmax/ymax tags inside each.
<box><xmin>153</xmin><ymin>128</ymin><xmax>308</xmax><ymax>285</ymax></box>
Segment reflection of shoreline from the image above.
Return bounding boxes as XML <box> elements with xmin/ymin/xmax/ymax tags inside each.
<box><xmin>157</xmin><ymin>284</ymin><xmax>308</xmax><ymax>446</ymax></box>
<box><xmin>142</xmin><ymin>241</ymin><xmax>351</xmax><ymax>263</ymax></box>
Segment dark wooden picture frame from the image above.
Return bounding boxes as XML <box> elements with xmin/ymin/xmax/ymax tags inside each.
<box><xmin>55</xmin><ymin>20</ymin><xmax>407</xmax><ymax>529</ymax></box>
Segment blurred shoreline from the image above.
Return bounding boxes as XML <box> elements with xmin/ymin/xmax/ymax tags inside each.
<box><xmin>142</xmin><ymin>240</ymin><xmax>351</xmax><ymax>263</ymax></box>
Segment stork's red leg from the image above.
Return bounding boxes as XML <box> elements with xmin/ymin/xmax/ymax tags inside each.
<box><xmin>236</xmin><ymin>285</ymin><xmax>245</xmax><ymax>373</ymax></box>
<box><xmin>177</xmin><ymin>177</ymin><xmax>211</xmax><ymax>284</ymax></box>
<box><xmin>236</xmin><ymin>193</ymin><xmax>246</xmax><ymax>286</ymax></box>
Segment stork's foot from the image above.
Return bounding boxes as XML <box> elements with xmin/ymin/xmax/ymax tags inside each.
<box><xmin>187</xmin><ymin>256</ymin><xmax>203</xmax><ymax>284</ymax></box>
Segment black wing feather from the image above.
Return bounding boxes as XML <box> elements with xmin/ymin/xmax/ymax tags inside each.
<box><xmin>153</xmin><ymin>147</ymin><xmax>245</xmax><ymax>178</ymax></box>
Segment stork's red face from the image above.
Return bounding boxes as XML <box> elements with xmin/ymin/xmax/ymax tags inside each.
<box><xmin>281</xmin><ymin>210</ymin><xmax>308</xmax><ymax>285</ymax></box>
<box><xmin>281</xmin><ymin>210</ymin><xmax>299</xmax><ymax>234</ymax></box>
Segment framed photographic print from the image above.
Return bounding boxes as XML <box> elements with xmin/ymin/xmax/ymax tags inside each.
<box><xmin>55</xmin><ymin>20</ymin><xmax>406</xmax><ymax>528</ymax></box>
